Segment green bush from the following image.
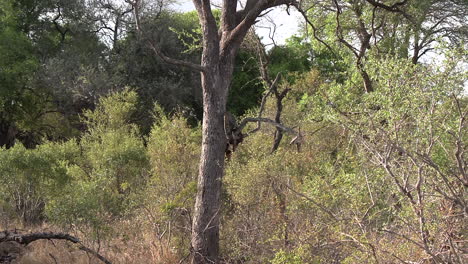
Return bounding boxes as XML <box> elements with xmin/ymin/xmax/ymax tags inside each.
<box><xmin>46</xmin><ymin>89</ymin><xmax>150</xmax><ymax>233</ymax></box>
<box><xmin>0</xmin><ymin>140</ymin><xmax>79</xmax><ymax>224</ymax></box>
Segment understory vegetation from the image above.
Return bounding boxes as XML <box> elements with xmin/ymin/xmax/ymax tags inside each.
<box><xmin>0</xmin><ymin>0</ymin><xmax>466</xmax><ymax>263</ymax></box>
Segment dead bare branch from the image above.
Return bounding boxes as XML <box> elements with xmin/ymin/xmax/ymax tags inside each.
<box><xmin>0</xmin><ymin>230</ymin><xmax>112</xmax><ymax>264</ymax></box>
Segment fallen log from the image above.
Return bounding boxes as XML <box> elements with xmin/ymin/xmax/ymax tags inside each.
<box><xmin>0</xmin><ymin>230</ymin><xmax>112</xmax><ymax>264</ymax></box>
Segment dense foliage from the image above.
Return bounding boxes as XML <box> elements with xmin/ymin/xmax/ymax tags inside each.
<box><xmin>0</xmin><ymin>0</ymin><xmax>466</xmax><ymax>263</ymax></box>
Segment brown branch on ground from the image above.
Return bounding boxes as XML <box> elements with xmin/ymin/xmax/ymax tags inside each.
<box><xmin>0</xmin><ymin>230</ymin><xmax>112</xmax><ymax>264</ymax></box>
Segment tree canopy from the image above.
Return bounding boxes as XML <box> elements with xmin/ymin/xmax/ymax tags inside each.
<box><xmin>0</xmin><ymin>0</ymin><xmax>466</xmax><ymax>263</ymax></box>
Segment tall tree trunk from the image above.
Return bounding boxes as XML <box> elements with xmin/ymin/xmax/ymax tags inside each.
<box><xmin>143</xmin><ymin>2</ymin><xmax>300</xmax><ymax>262</ymax></box>
<box><xmin>0</xmin><ymin>118</ymin><xmax>17</xmax><ymax>149</ymax></box>
<box><xmin>191</xmin><ymin>59</ymin><xmax>234</xmax><ymax>263</ymax></box>
<box><xmin>130</xmin><ymin>0</ymin><xmax>299</xmax><ymax>262</ymax></box>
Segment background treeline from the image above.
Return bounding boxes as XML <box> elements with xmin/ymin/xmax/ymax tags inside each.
<box><xmin>0</xmin><ymin>0</ymin><xmax>466</xmax><ymax>263</ymax></box>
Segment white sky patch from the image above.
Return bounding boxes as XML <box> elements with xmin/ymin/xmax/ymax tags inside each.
<box><xmin>170</xmin><ymin>1</ymin><xmax>466</xmax><ymax>92</ymax></box>
<box><xmin>172</xmin><ymin>0</ymin><xmax>302</xmax><ymax>46</ymax></box>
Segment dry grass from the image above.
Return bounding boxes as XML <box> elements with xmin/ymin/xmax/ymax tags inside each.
<box><xmin>1</xmin><ymin>221</ymin><xmax>181</xmax><ymax>264</ymax></box>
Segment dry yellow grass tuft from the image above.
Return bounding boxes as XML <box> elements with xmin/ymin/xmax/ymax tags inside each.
<box><xmin>1</xmin><ymin>221</ymin><xmax>180</xmax><ymax>264</ymax></box>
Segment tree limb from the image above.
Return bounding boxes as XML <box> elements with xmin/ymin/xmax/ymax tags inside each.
<box><xmin>222</xmin><ymin>0</ymin><xmax>297</xmax><ymax>55</ymax></box>
<box><xmin>0</xmin><ymin>230</ymin><xmax>112</xmax><ymax>264</ymax></box>
<box><xmin>248</xmin><ymin>72</ymin><xmax>282</xmax><ymax>135</ymax></box>
<box><xmin>148</xmin><ymin>42</ymin><xmax>206</xmax><ymax>72</ymax></box>
<box><xmin>365</xmin><ymin>0</ymin><xmax>412</xmax><ymax>21</ymax></box>
<box><xmin>222</xmin><ymin>0</ymin><xmax>237</xmax><ymax>31</ymax></box>
<box><xmin>238</xmin><ymin>117</ymin><xmax>297</xmax><ymax>137</ymax></box>
<box><xmin>294</xmin><ymin>5</ymin><xmax>336</xmax><ymax>56</ymax></box>
<box><xmin>333</xmin><ymin>0</ymin><xmax>359</xmax><ymax>57</ymax></box>
<box><xmin>192</xmin><ymin>0</ymin><xmax>219</xmax><ymax>43</ymax></box>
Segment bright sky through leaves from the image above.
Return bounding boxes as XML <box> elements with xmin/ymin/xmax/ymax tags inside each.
<box><xmin>173</xmin><ymin>0</ymin><xmax>302</xmax><ymax>46</ymax></box>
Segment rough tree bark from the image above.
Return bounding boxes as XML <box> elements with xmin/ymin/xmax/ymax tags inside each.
<box><xmin>190</xmin><ymin>1</ymin><xmax>299</xmax><ymax>262</ymax></box>
<box><xmin>133</xmin><ymin>1</ymin><xmax>299</xmax><ymax>262</ymax></box>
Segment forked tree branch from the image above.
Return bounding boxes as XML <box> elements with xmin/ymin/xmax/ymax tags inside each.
<box><xmin>192</xmin><ymin>0</ymin><xmax>219</xmax><ymax>42</ymax></box>
<box><xmin>333</xmin><ymin>0</ymin><xmax>359</xmax><ymax>57</ymax></box>
<box><xmin>332</xmin><ymin>0</ymin><xmax>373</xmax><ymax>92</ymax></box>
<box><xmin>365</xmin><ymin>0</ymin><xmax>408</xmax><ymax>13</ymax></box>
<box><xmin>237</xmin><ymin>28</ymin><xmax>302</xmax><ymax>151</ymax></box>
<box><xmin>238</xmin><ymin>117</ymin><xmax>297</xmax><ymax>137</ymax></box>
<box><xmin>222</xmin><ymin>0</ymin><xmax>298</xmax><ymax>54</ymax></box>
<box><xmin>249</xmin><ymin>72</ymin><xmax>282</xmax><ymax>134</ymax></box>
<box><xmin>365</xmin><ymin>0</ymin><xmax>412</xmax><ymax>21</ymax></box>
<box><xmin>222</xmin><ymin>0</ymin><xmax>237</xmax><ymax>31</ymax></box>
